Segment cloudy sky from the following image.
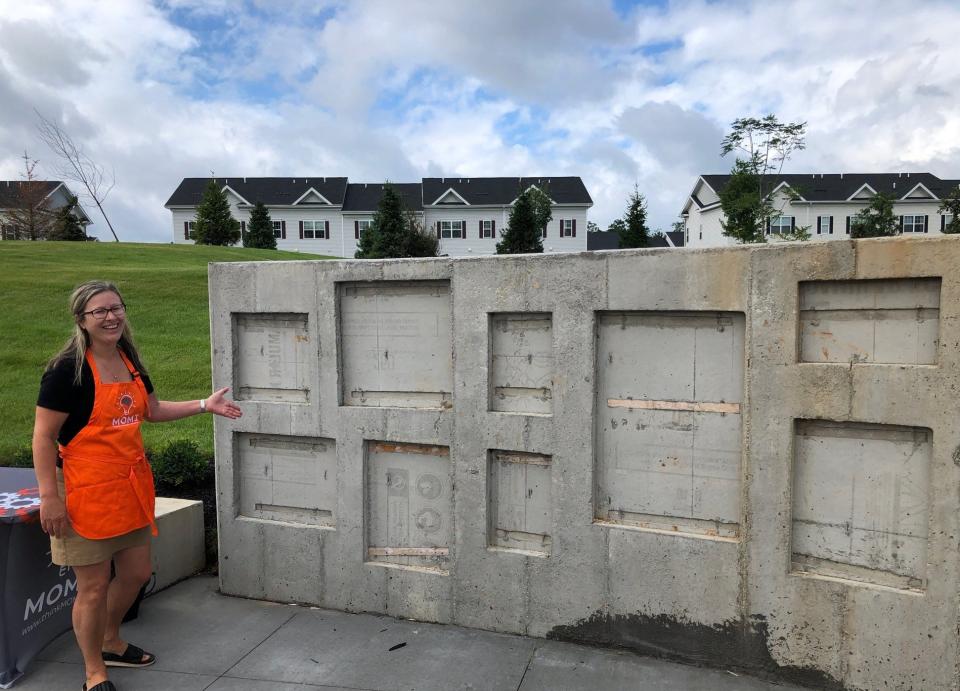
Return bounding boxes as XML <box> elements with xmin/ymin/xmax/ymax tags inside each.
<box><xmin>2</xmin><ymin>0</ymin><xmax>959</xmax><ymax>242</ymax></box>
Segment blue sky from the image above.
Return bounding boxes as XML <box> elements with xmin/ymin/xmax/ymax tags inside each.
<box><xmin>2</xmin><ymin>0</ymin><xmax>960</xmax><ymax>241</ymax></box>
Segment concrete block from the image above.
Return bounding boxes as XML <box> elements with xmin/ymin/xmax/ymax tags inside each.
<box><xmin>152</xmin><ymin>498</ymin><xmax>205</xmax><ymax>592</ymax></box>
<box><xmin>791</xmin><ymin>420</ymin><xmax>930</xmax><ymax>590</ymax></box>
<box><xmin>489</xmin><ymin>313</ymin><xmax>554</xmax><ymax>415</ymax></box>
<box><xmin>236</xmin><ymin>433</ymin><xmax>337</xmax><ymax>528</ymax></box>
<box><xmin>233</xmin><ymin>313</ymin><xmax>312</xmax><ymax>403</ymax></box>
<box><xmin>339</xmin><ymin>281</ymin><xmax>452</xmax><ymax>409</ymax></box>
<box><xmin>365</xmin><ymin>441</ymin><xmax>452</xmax><ymax>574</ymax></box>
<box><xmin>595</xmin><ymin>311</ymin><xmax>744</xmax><ymax>538</ymax></box>
<box><xmin>488</xmin><ymin>450</ymin><xmax>552</xmax><ymax>555</ymax></box>
<box><xmin>799</xmin><ymin>278</ymin><xmax>941</xmax><ymax>364</ymax></box>
<box><xmin>209</xmin><ymin>239</ymin><xmax>960</xmax><ymax>690</ymax></box>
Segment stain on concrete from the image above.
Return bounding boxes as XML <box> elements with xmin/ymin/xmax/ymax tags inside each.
<box><xmin>547</xmin><ymin>611</ymin><xmax>844</xmax><ymax>690</ymax></box>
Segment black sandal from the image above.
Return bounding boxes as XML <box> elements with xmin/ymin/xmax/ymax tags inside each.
<box><xmin>102</xmin><ymin>642</ymin><xmax>155</xmax><ymax>668</ymax></box>
<box><xmin>82</xmin><ymin>682</ymin><xmax>118</xmax><ymax>691</ymax></box>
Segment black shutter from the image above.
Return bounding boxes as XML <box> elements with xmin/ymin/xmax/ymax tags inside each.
<box><xmin>791</xmin><ymin>217</ymin><xmax>796</xmax><ymax>232</ymax></box>
<box><xmin>829</xmin><ymin>216</ymin><xmax>833</xmax><ymax>234</ymax></box>
<box><xmin>572</xmin><ymin>219</ymin><xmax>576</xmax><ymax>237</ymax></box>
<box><xmin>436</xmin><ymin>222</ymin><xmax>441</xmax><ymax>239</ymax></box>
<box><xmin>816</xmin><ymin>216</ymin><xmax>821</xmax><ymax>235</ymax></box>
<box><xmin>923</xmin><ymin>214</ymin><xmax>928</xmax><ymax>233</ymax></box>
<box><xmin>942</xmin><ymin>215</ymin><xmax>946</xmax><ymax>232</ymax></box>
<box><xmin>765</xmin><ymin>218</ymin><xmax>771</xmax><ymax>235</ymax></box>
<box><xmin>479</xmin><ymin>220</ymin><xmax>483</xmax><ymax>239</ymax></box>
<box><xmin>898</xmin><ymin>216</ymin><xmax>904</xmax><ymax>233</ymax></box>
<box><xmin>281</xmin><ymin>220</ymin><xmax>287</xmax><ymax>239</ymax></box>
<box><xmin>299</xmin><ymin>220</ymin><xmax>304</xmax><ymax>239</ymax></box>
<box><xmin>492</xmin><ymin>220</ymin><xmax>495</xmax><ymax>237</ymax></box>
<box><xmin>355</xmin><ymin>220</ymin><xmax>359</xmax><ymax>239</ymax></box>
<box><xmin>183</xmin><ymin>221</ymin><xmax>189</xmax><ymax>240</ymax></box>
<box><xmin>241</xmin><ymin>220</ymin><xmax>246</xmax><ymax>235</ymax></box>
<box><xmin>846</xmin><ymin>216</ymin><xmax>851</xmax><ymax>234</ymax></box>
<box><xmin>325</xmin><ymin>220</ymin><xmax>330</xmax><ymax>239</ymax></box>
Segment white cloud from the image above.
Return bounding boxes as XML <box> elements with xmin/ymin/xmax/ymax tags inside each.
<box><xmin>0</xmin><ymin>0</ymin><xmax>959</xmax><ymax>241</ymax></box>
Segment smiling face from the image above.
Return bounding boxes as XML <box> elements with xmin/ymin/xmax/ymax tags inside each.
<box><xmin>79</xmin><ymin>290</ymin><xmax>125</xmax><ymax>349</ymax></box>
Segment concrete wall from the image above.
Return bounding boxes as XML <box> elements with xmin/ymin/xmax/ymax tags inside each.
<box><xmin>208</xmin><ymin>236</ymin><xmax>960</xmax><ymax>690</ymax></box>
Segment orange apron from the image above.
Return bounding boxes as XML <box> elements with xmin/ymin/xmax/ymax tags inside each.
<box><xmin>59</xmin><ymin>349</ymin><xmax>157</xmax><ymax>540</ymax></box>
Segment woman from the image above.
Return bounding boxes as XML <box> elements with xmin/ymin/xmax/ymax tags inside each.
<box><xmin>32</xmin><ymin>280</ymin><xmax>241</xmax><ymax>691</ymax></box>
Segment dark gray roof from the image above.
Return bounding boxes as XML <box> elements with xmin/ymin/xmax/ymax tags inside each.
<box><xmin>0</xmin><ymin>180</ymin><xmax>63</xmax><ymax>208</ymax></box>
<box><xmin>165</xmin><ymin>177</ymin><xmax>349</xmax><ymax>207</ymax></box>
<box><xmin>342</xmin><ymin>183</ymin><xmax>423</xmax><ymax>212</ymax></box>
<box><xmin>700</xmin><ymin>172</ymin><xmax>960</xmax><ymax>201</ymax></box>
<box><xmin>586</xmin><ymin>230</ymin><xmax>684</xmax><ymax>250</ymax></box>
<box><xmin>422</xmin><ymin>177</ymin><xmax>592</xmax><ymax>205</ymax></box>
<box><xmin>587</xmin><ymin>231</ymin><xmax>621</xmax><ymax>250</ymax></box>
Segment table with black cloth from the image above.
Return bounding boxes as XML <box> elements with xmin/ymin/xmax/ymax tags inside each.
<box><xmin>0</xmin><ymin>467</ymin><xmax>76</xmax><ymax>688</ymax></box>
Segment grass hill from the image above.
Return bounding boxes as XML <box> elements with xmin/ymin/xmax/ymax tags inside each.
<box><xmin>0</xmin><ymin>241</ymin><xmax>334</xmax><ymax>462</ymax></box>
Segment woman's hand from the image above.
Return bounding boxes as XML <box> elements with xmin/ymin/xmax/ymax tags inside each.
<box><xmin>205</xmin><ymin>387</ymin><xmax>243</xmax><ymax>419</ymax></box>
<box><xmin>40</xmin><ymin>495</ymin><xmax>69</xmax><ymax>538</ymax></box>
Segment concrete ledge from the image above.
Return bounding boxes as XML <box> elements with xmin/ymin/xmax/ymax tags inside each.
<box><xmin>149</xmin><ymin>498</ymin><xmax>205</xmax><ymax>594</ymax></box>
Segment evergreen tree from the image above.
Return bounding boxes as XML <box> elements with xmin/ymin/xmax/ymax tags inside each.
<box><xmin>355</xmin><ymin>184</ymin><xmax>437</xmax><ymax>258</ymax></box>
<box><xmin>851</xmin><ymin>192</ymin><xmax>899</xmax><ymax>238</ymax></box>
<box><xmin>194</xmin><ymin>179</ymin><xmax>240</xmax><ymax>246</ymax></box>
<box><xmin>938</xmin><ymin>187</ymin><xmax>960</xmax><ymax>234</ymax></box>
<box><xmin>244</xmin><ymin>201</ymin><xmax>276</xmax><ymax>249</ymax></box>
<box><xmin>615</xmin><ymin>184</ymin><xmax>650</xmax><ymax>248</ymax></box>
<box><xmin>47</xmin><ymin>195</ymin><xmax>87</xmax><ymax>240</ymax></box>
<box><xmin>496</xmin><ymin>187</ymin><xmax>544</xmax><ymax>254</ymax></box>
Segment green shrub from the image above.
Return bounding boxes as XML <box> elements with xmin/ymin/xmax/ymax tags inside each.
<box><xmin>5</xmin><ymin>445</ymin><xmax>35</xmax><ymax>468</ymax></box>
<box><xmin>150</xmin><ymin>439</ymin><xmax>212</xmax><ymax>491</ymax></box>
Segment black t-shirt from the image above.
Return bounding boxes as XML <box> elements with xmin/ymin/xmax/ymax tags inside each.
<box><xmin>37</xmin><ymin>354</ymin><xmax>155</xmax><ymax>447</ymax></box>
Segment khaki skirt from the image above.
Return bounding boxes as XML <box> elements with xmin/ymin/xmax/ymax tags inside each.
<box><xmin>50</xmin><ymin>470</ymin><xmax>151</xmax><ymax>567</ymax></box>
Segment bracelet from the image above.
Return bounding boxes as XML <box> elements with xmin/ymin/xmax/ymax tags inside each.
<box><xmin>199</xmin><ymin>398</ymin><xmax>207</xmax><ymax>413</ymax></box>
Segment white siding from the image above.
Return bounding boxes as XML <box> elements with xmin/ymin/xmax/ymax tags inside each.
<box><xmin>424</xmin><ymin>205</ymin><xmax>589</xmax><ymax>256</ymax></box>
<box><xmin>685</xmin><ymin>198</ymin><xmax>952</xmax><ymax>248</ymax></box>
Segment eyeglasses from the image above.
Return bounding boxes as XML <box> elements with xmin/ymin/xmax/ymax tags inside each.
<box><xmin>81</xmin><ymin>303</ymin><xmax>126</xmax><ymax>320</ymax></box>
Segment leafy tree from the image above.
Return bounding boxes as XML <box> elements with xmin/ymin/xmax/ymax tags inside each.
<box><xmin>194</xmin><ymin>179</ymin><xmax>240</xmax><ymax>246</ymax></box>
<box><xmin>607</xmin><ymin>218</ymin><xmax>626</xmax><ymax>235</ymax></box>
<box><xmin>496</xmin><ymin>186</ymin><xmax>544</xmax><ymax>254</ymax></box>
<box><xmin>243</xmin><ymin>201</ymin><xmax>276</xmax><ymax>249</ymax></box>
<box><xmin>613</xmin><ymin>184</ymin><xmax>650</xmax><ymax>248</ymax></box>
<box><xmin>4</xmin><ymin>152</ymin><xmax>55</xmax><ymax>240</ymax></box>
<box><xmin>719</xmin><ymin>159</ymin><xmax>764</xmax><ymax>243</ymax></box>
<box><xmin>719</xmin><ymin>114</ymin><xmax>807</xmax><ymax>244</ymax></box>
<box><xmin>355</xmin><ymin>183</ymin><xmax>437</xmax><ymax>258</ymax></box>
<box><xmin>851</xmin><ymin>192</ymin><xmax>898</xmax><ymax>238</ymax></box>
<box><xmin>528</xmin><ymin>185</ymin><xmax>553</xmax><ymax>235</ymax></box>
<box><xmin>587</xmin><ymin>221</ymin><xmax>601</xmax><ymax>233</ymax></box>
<box><xmin>47</xmin><ymin>195</ymin><xmax>87</xmax><ymax>241</ymax></box>
<box><xmin>938</xmin><ymin>187</ymin><xmax>960</xmax><ymax>234</ymax></box>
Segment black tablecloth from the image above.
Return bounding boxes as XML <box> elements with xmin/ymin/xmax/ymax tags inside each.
<box><xmin>0</xmin><ymin>467</ymin><xmax>75</xmax><ymax>688</ymax></box>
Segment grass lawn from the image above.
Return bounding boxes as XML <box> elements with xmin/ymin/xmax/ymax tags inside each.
<box><xmin>0</xmin><ymin>241</ymin><xmax>333</xmax><ymax>463</ymax></box>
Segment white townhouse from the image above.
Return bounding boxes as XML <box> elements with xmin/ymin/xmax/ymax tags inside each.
<box><xmin>0</xmin><ymin>180</ymin><xmax>92</xmax><ymax>239</ymax></box>
<box><xmin>681</xmin><ymin>172</ymin><xmax>960</xmax><ymax>248</ymax></box>
<box><xmin>165</xmin><ymin>176</ymin><xmax>593</xmax><ymax>257</ymax></box>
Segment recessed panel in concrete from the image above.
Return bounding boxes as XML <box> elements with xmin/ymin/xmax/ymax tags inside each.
<box><xmin>233</xmin><ymin>313</ymin><xmax>311</xmax><ymax>403</ymax></box>
<box><xmin>366</xmin><ymin>441</ymin><xmax>452</xmax><ymax>574</ymax></box>
<box><xmin>236</xmin><ymin>433</ymin><xmax>337</xmax><ymax>528</ymax></box>
<box><xmin>340</xmin><ymin>282</ymin><xmax>452</xmax><ymax>408</ymax></box>
<box><xmin>792</xmin><ymin>420</ymin><xmax>931</xmax><ymax>590</ymax></box>
<box><xmin>595</xmin><ymin>312</ymin><xmax>744</xmax><ymax>538</ymax></box>
<box><xmin>488</xmin><ymin>450</ymin><xmax>552</xmax><ymax>556</ymax></box>
<box><xmin>799</xmin><ymin>278</ymin><xmax>941</xmax><ymax>364</ymax></box>
<box><xmin>489</xmin><ymin>313</ymin><xmax>554</xmax><ymax>415</ymax></box>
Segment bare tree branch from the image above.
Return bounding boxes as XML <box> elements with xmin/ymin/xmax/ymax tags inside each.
<box><xmin>34</xmin><ymin>109</ymin><xmax>120</xmax><ymax>242</ymax></box>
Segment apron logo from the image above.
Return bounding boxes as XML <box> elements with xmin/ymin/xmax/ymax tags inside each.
<box><xmin>113</xmin><ymin>391</ymin><xmax>140</xmax><ymax>426</ymax></box>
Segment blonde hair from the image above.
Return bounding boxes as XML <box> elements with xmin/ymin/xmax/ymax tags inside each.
<box><xmin>46</xmin><ymin>280</ymin><xmax>148</xmax><ymax>385</ymax></box>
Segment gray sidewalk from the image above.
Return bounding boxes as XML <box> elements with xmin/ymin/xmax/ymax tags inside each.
<box><xmin>17</xmin><ymin>576</ymin><xmax>803</xmax><ymax>691</ymax></box>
